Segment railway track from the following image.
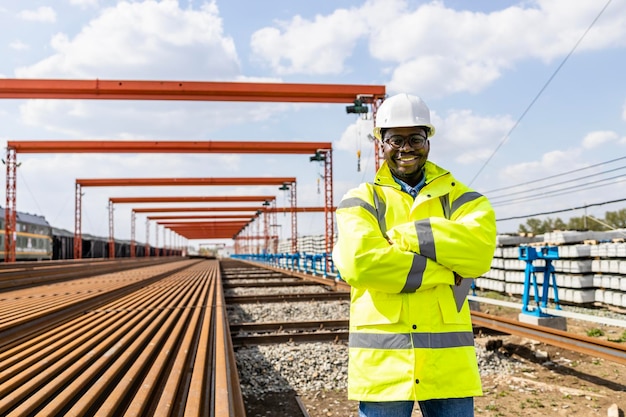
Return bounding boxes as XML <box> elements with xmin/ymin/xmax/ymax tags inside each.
<box><xmin>228</xmin><ymin>260</ymin><xmax>626</xmax><ymax>366</ymax></box>
<box><xmin>0</xmin><ymin>257</ymin><xmax>624</xmax><ymax>417</ymax></box>
<box><xmin>0</xmin><ymin>258</ymin><xmax>245</xmax><ymax>416</ymax></box>
<box><xmin>0</xmin><ymin>257</ymin><xmax>179</xmax><ymax>292</ymax></box>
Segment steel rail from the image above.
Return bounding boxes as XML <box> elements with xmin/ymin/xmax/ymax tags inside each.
<box><xmin>0</xmin><ymin>259</ymin><xmax>247</xmax><ymax>416</ymax></box>
<box><xmin>1</xmin><ymin>265</ymin><xmax>188</xmax><ymax>414</ymax></box>
<box><xmin>229</xmin><ymin>261</ymin><xmax>626</xmax><ymax>366</ymax></box>
<box><xmin>214</xmin><ymin>262</ymin><xmax>247</xmax><ymax>416</ymax></box>
<box><xmin>223</xmin><ymin>280</ymin><xmax>320</xmax><ymax>288</ymax></box>
<box><xmin>0</xmin><ymin>257</ymin><xmax>180</xmax><ymax>291</ymax></box>
<box><xmin>0</xmin><ymin>260</ymin><xmax>195</xmax><ymax>349</ymax></box>
<box><xmin>184</xmin><ymin>266</ymin><xmax>217</xmax><ymax>416</ymax></box>
<box><xmin>230</xmin><ymin>319</ymin><xmax>350</xmax><ymax>346</ymax></box>
<box><xmin>471</xmin><ymin>311</ymin><xmax>626</xmax><ymax>365</ymax></box>
<box><xmin>7</xmin><ymin>274</ymin><xmax>199</xmax><ymax>415</ymax></box>
<box><xmin>230</xmin><ymin>319</ymin><xmax>350</xmax><ymax>333</ymax></box>
<box><xmin>226</xmin><ymin>291</ymin><xmax>349</xmax><ymax>304</ymax></box>
<box><xmin>237</xmin><ymin>259</ymin><xmax>350</xmax><ymax>291</ymax></box>
<box><xmin>232</xmin><ymin>331</ymin><xmax>349</xmax><ymax>346</ymax></box>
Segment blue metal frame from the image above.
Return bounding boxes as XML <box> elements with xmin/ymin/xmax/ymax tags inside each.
<box><xmin>230</xmin><ymin>252</ymin><xmax>341</xmax><ymax>280</ymax></box>
<box><xmin>519</xmin><ymin>245</ymin><xmax>561</xmax><ymax>317</ymax></box>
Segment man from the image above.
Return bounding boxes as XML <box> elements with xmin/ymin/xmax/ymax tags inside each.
<box><xmin>332</xmin><ymin>93</ymin><xmax>496</xmax><ymax>417</ymax></box>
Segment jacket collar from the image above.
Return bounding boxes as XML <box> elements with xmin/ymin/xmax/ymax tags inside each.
<box><xmin>374</xmin><ymin>160</ymin><xmax>449</xmax><ymax>188</ymax></box>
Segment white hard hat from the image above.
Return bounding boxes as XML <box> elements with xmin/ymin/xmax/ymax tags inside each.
<box><xmin>373</xmin><ymin>93</ymin><xmax>436</xmax><ymax>140</ymax></box>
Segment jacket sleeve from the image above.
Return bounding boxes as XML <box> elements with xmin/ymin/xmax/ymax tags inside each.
<box><xmin>385</xmin><ymin>190</ymin><xmax>496</xmax><ymax>278</ymax></box>
<box><xmin>332</xmin><ymin>186</ymin><xmax>454</xmax><ymax>294</ymax></box>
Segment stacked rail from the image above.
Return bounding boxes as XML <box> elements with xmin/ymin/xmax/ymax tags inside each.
<box><xmin>0</xmin><ymin>259</ymin><xmax>245</xmax><ymax>416</ymax></box>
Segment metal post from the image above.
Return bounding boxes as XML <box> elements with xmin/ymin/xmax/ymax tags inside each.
<box><xmin>74</xmin><ymin>182</ymin><xmax>82</xmax><ymax>259</ymax></box>
<box><xmin>108</xmin><ymin>200</ymin><xmax>115</xmax><ymax>258</ymax></box>
<box><xmin>130</xmin><ymin>210</ymin><xmax>136</xmax><ymax>258</ymax></box>
<box><xmin>291</xmin><ymin>181</ymin><xmax>297</xmax><ymax>254</ymax></box>
<box><xmin>145</xmin><ymin>217</ymin><xmax>150</xmax><ymax>257</ymax></box>
<box><xmin>4</xmin><ymin>147</ymin><xmax>17</xmax><ymax>262</ymax></box>
<box><xmin>323</xmin><ymin>149</ymin><xmax>334</xmax><ymax>262</ymax></box>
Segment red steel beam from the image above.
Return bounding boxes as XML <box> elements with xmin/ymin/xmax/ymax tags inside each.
<box><xmin>158</xmin><ymin>223</ymin><xmax>249</xmax><ymax>228</ymax></box>
<box><xmin>162</xmin><ymin>222</ymin><xmax>249</xmax><ymax>239</ymax></box>
<box><xmin>0</xmin><ymin>79</ymin><xmax>385</xmax><ymax>103</ymax></box>
<box><xmin>176</xmin><ymin>231</ymin><xmax>243</xmax><ymax>239</ymax></box>
<box><xmin>110</xmin><ymin>196</ymin><xmax>276</xmax><ymax>204</ymax></box>
<box><xmin>150</xmin><ymin>215</ymin><xmax>257</xmax><ymax>240</ymax></box>
<box><xmin>74</xmin><ymin>178</ymin><xmax>293</xmax><ymax>259</ymax></box>
<box><xmin>133</xmin><ymin>207</ymin><xmax>261</xmax><ymax>213</ymax></box>
<box><xmin>77</xmin><ymin>177</ymin><xmax>295</xmax><ymax>187</ymax></box>
<box><xmin>137</xmin><ymin>207</ymin><xmax>261</xmax><ymax>239</ymax></box>
<box><xmin>147</xmin><ymin>215</ymin><xmax>253</xmax><ymax>220</ymax></box>
<box><xmin>110</xmin><ymin>195</ymin><xmax>275</xmax><ymax>256</ymax></box>
<box><xmin>160</xmin><ymin>221</ymin><xmax>248</xmax><ymax>227</ymax></box>
<box><xmin>264</xmin><ymin>206</ymin><xmax>336</xmax><ymax>213</ymax></box>
<box><xmin>7</xmin><ymin>140</ymin><xmax>331</xmax><ymax>155</ymax></box>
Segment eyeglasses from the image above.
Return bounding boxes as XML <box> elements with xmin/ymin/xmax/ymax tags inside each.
<box><xmin>382</xmin><ymin>134</ymin><xmax>428</xmax><ymax>149</ymax></box>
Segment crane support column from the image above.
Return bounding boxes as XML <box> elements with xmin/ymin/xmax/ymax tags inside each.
<box><xmin>323</xmin><ymin>149</ymin><xmax>334</xmax><ymax>262</ymax></box>
<box><xmin>145</xmin><ymin>217</ymin><xmax>150</xmax><ymax>257</ymax></box>
<box><xmin>74</xmin><ymin>183</ymin><xmax>82</xmax><ymax>259</ymax></box>
<box><xmin>290</xmin><ymin>181</ymin><xmax>297</xmax><ymax>254</ymax></box>
<box><xmin>130</xmin><ymin>211</ymin><xmax>136</xmax><ymax>258</ymax></box>
<box><xmin>108</xmin><ymin>200</ymin><xmax>115</xmax><ymax>258</ymax></box>
<box><xmin>4</xmin><ymin>147</ymin><xmax>17</xmax><ymax>263</ymax></box>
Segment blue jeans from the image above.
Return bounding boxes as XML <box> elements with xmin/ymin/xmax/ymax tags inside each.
<box><xmin>359</xmin><ymin>397</ymin><xmax>474</xmax><ymax>417</ymax></box>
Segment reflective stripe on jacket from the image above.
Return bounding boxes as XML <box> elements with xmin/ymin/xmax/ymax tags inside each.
<box><xmin>332</xmin><ymin>160</ymin><xmax>496</xmax><ymax>401</ymax></box>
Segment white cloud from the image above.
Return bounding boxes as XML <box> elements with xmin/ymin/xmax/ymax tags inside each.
<box><xmin>249</xmin><ymin>0</ymin><xmax>626</xmax><ymax>96</ymax></box>
<box><xmin>427</xmin><ymin>108</ymin><xmax>515</xmax><ymax>166</ymax></box>
<box><xmin>9</xmin><ymin>40</ymin><xmax>29</xmax><ymax>51</ymax></box>
<box><xmin>500</xmin><ymin>148</ymin><xmax>583</xmax><ymax>183</ymax></box>
<box><xmin>17</xmin><ymin>98</ymin><xmax>288</xmax><ymax>139</ymax></box>
<box><xmin>387</xmin><ymin>56</ymin><xmax>502</xmax><ymax>98</ymax></box>
<box><xmin>18</xmin><ymin>6</ymin><xmax>56</xmax><ymax>22</ymax></box>
<box><xmin>335</xmin><ymin>117</ymin><xmax>374</xmax><ymax>152</ymax></box>
<box><xmin>16</xmin><ymin>0</ymin><xmax>239</xmax><ymax>80</ymax></box>
<box><xmin>12</xmin><ymin>0</ymin><xmax>281</xmax><ymax>139</ymax></box>
<box><xmin>69</xmin><ymin>0</ymin><xmax>99</xmax><ymax>8</ymax></box>
<box><xmin>251</xmin><ymin>7</ymin><xmax>368</xmax><ymax>75</ymax></box>
<box><xmin>582</xmin><ymin>130</ymin><xmax>619</xmax><ymax>149</ymax></box>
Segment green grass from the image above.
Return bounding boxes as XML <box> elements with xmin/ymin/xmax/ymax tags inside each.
<box><xmin>586</xmin><ymin>328</ymin><xmax>604</xmax><ymax>337</ymax></box>
<box><xmin>608</xmin><ymin>330</ymin><xmax>626</xmax><ymax>343</ymax></box>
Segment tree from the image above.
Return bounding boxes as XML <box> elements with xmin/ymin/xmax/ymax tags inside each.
<box><xmin>519</xmin><ymin>218</ymin><xmax>544</xmax><ymax>234</ymax></box>
<box><xmin>604</xmin><ymin>209</ymin><xmax>626</xmax><ymax>228</ymax></box>
<box><xmin>517</xmin><ymin>208</ymin><xmax>626</xmax><ymax>233</ymax></box>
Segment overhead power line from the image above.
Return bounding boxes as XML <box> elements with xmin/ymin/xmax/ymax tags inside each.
<box><xmin>484</xmin><ymin>155</ymin><xmax>626</xmax><ymax>194</ymax></box>
<box><xmin>496</xmin><ymin>196</ymin><xmax>626</xmax><ymax>222</ymax></box>
<box><xmin>490</xmin><ymin>169</ymin><xmax>626</xmax><ymax>205</ymax></box>
<box><xmin>469</xmin><ymin>0</ymin><xmax>614</xmax><ymax>187</ymax></box>
<box><xmin>492</xmin><ymin>175</ymin><xmax>626</xmax><ymax>207</ymax></box>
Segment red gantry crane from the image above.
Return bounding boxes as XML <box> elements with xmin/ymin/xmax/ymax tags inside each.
<box><xmin>1</xmin><ymin>79</ymin><xmax>386</xmax><ymax>262</ymax></box>
<box><xmin>5</xmin><ymin>139</ymin><xmax>323</xmax><ymax>261</ymax></box>
<box><xmin>131</xmin><ymin>206</ymin><xmax>269</xmax><ymax>254</ymax></box>
<box><xmin>109</xmin><ymin>195</ymin><xmax>276</xmax><ymax>257</ymax></box>
<box><xmin>75</xmin><ymin>176</ymin><xmax>296</xmax><ymax>260</ymax></box>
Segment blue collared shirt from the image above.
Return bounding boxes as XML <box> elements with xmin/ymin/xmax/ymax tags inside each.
<box><xmin>393</xmin><ymin>169</ymin><xmax>426</xmax><ymax>199</ymax></box>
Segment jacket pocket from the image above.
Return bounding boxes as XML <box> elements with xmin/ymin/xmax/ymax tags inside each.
<box><xmin>350</xmin><ymin>291</ymin><xmax>402</xmax><ymax>327</ymax></box>
<box><xmin>437</xmin><ymin>285</ymin><xmax>467</xmax><ymax>324</ymax></box>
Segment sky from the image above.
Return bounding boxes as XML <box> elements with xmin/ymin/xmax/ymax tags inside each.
<box><xmin>1</xmin><ymin>0</ymin><xmax>625</xmax><ymax>250</ymax></box>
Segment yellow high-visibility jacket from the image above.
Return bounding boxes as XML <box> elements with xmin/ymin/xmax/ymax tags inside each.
<box><xmin>332</xmin><ymin>160</ymin><xmax>496</xmax><ymax>401</ymax></box>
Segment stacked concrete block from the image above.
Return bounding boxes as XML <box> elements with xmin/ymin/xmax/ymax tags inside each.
<box><xmin>478</xmin><ymin>230</ymin><xmax>626</xmax><ymax>309</ymax></box>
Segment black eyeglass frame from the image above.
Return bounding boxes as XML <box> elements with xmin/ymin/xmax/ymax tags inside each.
<box><xmin>382</xmin><ymin>134</ymin><xmax>428</xmax><ymax>149</ymax></box>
